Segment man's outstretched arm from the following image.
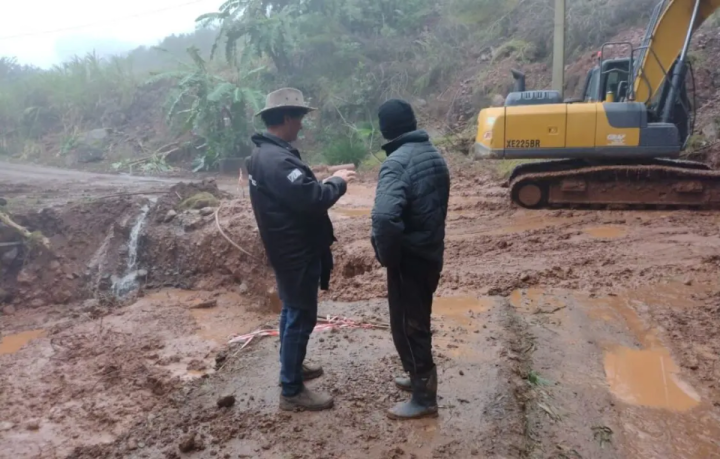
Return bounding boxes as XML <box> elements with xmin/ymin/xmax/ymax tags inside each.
<box><xmin>271</xmin><ymin>157</ymin><xmax>349</xmax><ymax>213</ymax></box>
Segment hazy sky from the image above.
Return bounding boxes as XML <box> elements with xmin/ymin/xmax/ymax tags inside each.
<box><xmin>0</xmin><ymin>0</ymin><xmax>220</xmax><ymax>68</ymax></box>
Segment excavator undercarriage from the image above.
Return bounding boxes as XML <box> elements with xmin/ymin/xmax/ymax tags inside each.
<box><xmin>509</xmin><ymin>158</ymin><xmax>720</xmax><ymax>209</ymax></box>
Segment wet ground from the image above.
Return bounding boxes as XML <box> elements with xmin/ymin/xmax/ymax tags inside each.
<box><xmin>2</xmin><ymin>159</ymin><xmax>720</xmax><ymax>458</ymax></box>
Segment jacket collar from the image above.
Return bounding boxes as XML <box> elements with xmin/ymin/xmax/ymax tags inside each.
<box><xmin>381</xmin><ymin>129</ymin><xmax>430</xmax><ymax>155</ymax></box>
<box><xmin>251</xmin><ymin>132</ymin><xmax>301</xmax><ymax>159</ymax></box>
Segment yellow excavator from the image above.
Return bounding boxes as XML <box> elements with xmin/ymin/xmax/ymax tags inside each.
<box><xmin>474</xmin><ymin>0</ymin><xmax>720</xmax><ymax>209</ymax></box>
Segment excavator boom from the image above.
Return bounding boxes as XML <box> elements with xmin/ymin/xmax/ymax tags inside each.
<box><xmin>634</xmin><ymin>0</ymin><xmax>720</xmax><ymax>105</ymax></box>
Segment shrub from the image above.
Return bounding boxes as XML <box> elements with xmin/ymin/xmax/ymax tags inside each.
<box><xmin>322</xmin><ymin>135</ymin><xmax>369</xmax><ymax>166</ymax></box>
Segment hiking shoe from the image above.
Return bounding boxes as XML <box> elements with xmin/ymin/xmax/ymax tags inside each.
<box><xmin>278</xmin><ymin>362</ymin><xmax>324</xmax><ymax>386</ymax></box>
<box><xmin>280</xmin><ymin>387</ymin><xmax>334</xmax><ymax>412</ymax></box>
<box><xmin>302</xmin><ymin>362</ymin><xmax>323</xmax><ymax>381</ymax></box>
<box><xmin>394</xmin><ymin>375</ymin><xmax>412</xmax><ymax>392</ymax></box>
<box><xmin>387</xmin><ymin>367</ymin><xmax>439</xmax><ymax>420</ymax></box>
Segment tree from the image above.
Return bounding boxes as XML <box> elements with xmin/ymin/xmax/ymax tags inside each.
<box><xmin>147</xmin><ymin>46</ymin><xmax>264</xmax><ymax>171</ymax></box>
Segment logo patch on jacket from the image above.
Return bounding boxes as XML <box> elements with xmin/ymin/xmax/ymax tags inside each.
<box><xmin>287</xmin><ymin>168</ymin><xmax>303</xmax><ymax>183</ymax></box>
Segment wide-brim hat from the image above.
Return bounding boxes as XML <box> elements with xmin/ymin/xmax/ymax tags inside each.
<box><xmin>255</xmin><ymin>87</ymin><xmax>317</xmax><ymax>117</ymax></box>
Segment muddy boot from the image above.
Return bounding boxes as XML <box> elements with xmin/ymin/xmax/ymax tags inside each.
<box><xmin>302</xmin><ymin>362</ymin><xmax>323</xmax><ymax>381</ymax></box>
<box><xmin>280</xmin><ymin>387</ymin><xmax>334</xmax><ymax>412</ymax></box>
<box><xmin>394</xmin><ymin>375</ymin><xmax>412</xmax><ymax>392</ymax></box>
<box><xmin>387</xmin><ymin>367</ymin><xmax>438</xmax><ymax>420</ymax></box>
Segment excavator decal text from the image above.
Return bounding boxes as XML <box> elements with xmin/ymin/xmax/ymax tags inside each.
<box><xmin>506</xmin><ymin>139</ymin><xmax>541</xmax><ymax>148</ymax></box>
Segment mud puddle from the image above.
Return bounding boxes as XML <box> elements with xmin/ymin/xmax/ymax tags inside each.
<box><xmin>433</xmin><ymin>296</ymin><xmax>494</xmax><ymax>328</ymax></box>
<box><xmin>604</xmin><ymin>345</ymin><xmax>701</xmax><ymax>411</ymax></box>
<box><xmin>583</xmin><ymin>225</ymin><xmax>628</xmax><ymax>239</ymax></box>
<box><xmin>142</xmin><ymin>289</ymin><xmax>268</xmax><ymax>379</ymax></box>
<box><xmin>447</xmin><ymin>212</ymin><xmax>581</xmax><ymax>239</ymax></box>
<box><xmin>0</xmin><ymin>329</ymin><xmax>46</xmax><ymax>355</ymax></box>
<box><xmin>509</xmin><ymin>285</ymin><xmax>720</xmax><ymax>458</ymax></box>
<box><xmin>332</xmin><ymin>207</ymin><xmax>477</xmax><ymax>219</ymax></box>
<box><xmin>513</xmin><ymin>285</ymin><xmax>720</xmax><ymax>458</ymax></box>
<box><xmin>332</xmin><ymin>207</ymin><xmax>371</xmax><ymax>218</ymax></box>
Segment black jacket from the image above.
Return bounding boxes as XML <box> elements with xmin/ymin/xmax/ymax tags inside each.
<box><xmin>246</xmin><ymin>133</ymin><xmax>347</xmax><ymax>308</ymax></box>
<box><xmin>371</xmin><ymin>130</ymin><xmax>450</xmax><ymax>270</ymax></box>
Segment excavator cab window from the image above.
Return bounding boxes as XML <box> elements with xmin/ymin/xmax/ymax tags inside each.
<box><xmin>582</xmin><ymin>58</ymin><xmax>632</xmax><ymax>102</ymax></box>
<box><xmin>583</xmin><ymin>67</ymin><xmax>601</xmax><ymax>102</ymax></box>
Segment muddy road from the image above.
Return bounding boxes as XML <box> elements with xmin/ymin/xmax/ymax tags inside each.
<box><xmin>2</xmin><ymin>159</ymin><xmax>720</xmax><ymax>458</ymax></box>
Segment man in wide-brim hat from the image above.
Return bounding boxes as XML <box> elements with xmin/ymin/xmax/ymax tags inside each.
<box><xmin>245</xmin><ymin>88</ymin><xmax>355</xmax><ymax>411</ymax></box>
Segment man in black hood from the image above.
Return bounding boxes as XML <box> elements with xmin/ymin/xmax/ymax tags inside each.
<box><xmin>246</xmin><ymin>88</ymin><xmax>355</xmax><ymax>412</ymax></box>
<box><xmin>371</xmin><ymin>99</ymin><xmax>450</xmax><ymax>419</ymax></box>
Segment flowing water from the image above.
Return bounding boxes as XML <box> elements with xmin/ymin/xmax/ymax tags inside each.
<box><xmin>112</xmin><ymin>204</ymin><xmax>150</xmax><ymax>297</ymax></box>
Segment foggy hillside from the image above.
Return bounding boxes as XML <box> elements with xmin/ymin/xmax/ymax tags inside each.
<box><xmin>1</xmin><ymin>0</ymin><xmax>719</xmax><ymax>173</ymax></box>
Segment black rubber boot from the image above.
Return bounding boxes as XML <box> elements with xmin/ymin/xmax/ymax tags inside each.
<box><xmin>387</xmin><ymin>367</ymin><xmax>439</xmax><ymax>420</ymax></box>
<box><xmin>394</xmin><ymin>375</ymin><xmax>412</xmax><ymax>392</ymax></box>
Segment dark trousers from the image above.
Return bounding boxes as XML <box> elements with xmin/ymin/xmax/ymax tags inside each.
<box><xmin>276</xmin><ymin>258</ymin><xmax>321</xmax><ymax>397</ymax></box>
<box><xmin>387</xmin><ymin>254</ymin><xmax>441</xmax><ymax>377</ymax></box>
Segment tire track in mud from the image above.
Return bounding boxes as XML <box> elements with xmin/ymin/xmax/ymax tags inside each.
<box><xmin>505</xmin><ymin>287</ymin><xmax>720</xmax><ymax>459</ymax></box>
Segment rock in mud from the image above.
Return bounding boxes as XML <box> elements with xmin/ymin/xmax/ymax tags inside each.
<box><xmin>25</xmin><ymin>420</ymin><xmax>40</xmax><ymax>431</ymax></box>
<box><xmin>0</xmin><ymin>289</ymin><xmax>11</xmax><ymax>305</ymax></box>
<box><xmin>216</xmin><ymin>395</ymin><xmax>236</xmax><ymax>409</ymax></box>
<box><xmin>178</xmin><ymin>432</ymin><xmax>201</xmax><ymax>453</ymax></box>
<box><xmin>164</xmin><ymin>210</ymin><xmax>177</xmax><ymax>223</ymax></box>
<box><xmin>0</xmin><ymin>421</ymin><xmax>13</xmax><ymax>431</ymax></box>
<box><xmin>179</xmin><ymin>193</ymin><xmax>219</xmax><ymax>210</ymax></box>
<box><xmin>1</xmin><ymin>247</ymin><xmax>18</xmax><ymax>264</ymax></box>
<box><xmin>190</xmin><ymin>299</ymin><xmax>217</xmax><ymax>309</ymax></box>
<box><xmin>82</xmin><ymin>299</ymin><xmax>100</xmax><ymax>309</ymax></box>
<box><xmin>199</xmin><ymin>207</ymin><xmax>215</xmax><ymax>216</ymax></box>
<box><xmin>214</xmin><ymin>350</ymin><xmax>228</xmax><ymax>369</ymax></box>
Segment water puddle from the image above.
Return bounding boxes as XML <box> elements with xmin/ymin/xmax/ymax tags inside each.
<box><xmin>583</xmin><ymin>225</ymin><xmax>627</xmax><ymax>239</ymax></box>
<box><xmin>472</xmin><ymin>214</ymin><xmax>581</xmax><ymax>237</ymax></box>
<box><xmin>333</xmin><ymin>207</ymin><xmax>371</xmax><ymax>217</ymax></box>
<box><xmin>510</xmin><ymin>286</ymin><xmax>720</xmax><ymax>457</ymax></box>
<box><xmin>510</xmin><ymin>288</ymin><xmax>568</xmax><ymax>314</ymax></box>
<box><xmin>190</xmin><ymin>307</ymin><xmax>245</xmax><ymax>345</ymax></box>
<box><xmin>434</xmin><ymin>296</ymin><xmax>493</xmax><ymax>327</ymax></box>
<box><xmin>0</xmin><ymin>329</ymin><xmax>46</xmax><ymax>355</ymax></box>
<box><xmin>604</xmin><ymin>346</ymin><xmax>701</xmax><ymax>411</ymax></box>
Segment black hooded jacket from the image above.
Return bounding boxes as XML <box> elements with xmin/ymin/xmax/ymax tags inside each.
<box><xmin>371</xmin><ymin>129</ymin><xmax>450</xmax><ymax>270</ymax></box>
<box><xmin>246</xmin><ymin>133</ymin><xmax>347</xmax><ymax>308</ymax></box>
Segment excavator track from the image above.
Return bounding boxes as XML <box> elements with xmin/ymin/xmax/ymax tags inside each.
<box><xmin>508</xmin><ymin>158</ymin><xmax>720</xmax><ymax>210</ymax></box>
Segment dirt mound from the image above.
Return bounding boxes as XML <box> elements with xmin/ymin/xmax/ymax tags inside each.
<box><xmin>1</xmin><ymin>178</ymin><xmax>276</xmax><ymax>312</ymax></box>
<box><xmin>2</xmin><ymin>198</ymin><xmax>135</xmax><ymax>307</ymax></box>
<box><xmin>149</xmin><ymin>178</ymin><xmax>231</xmax><ymax>225</ymax></box>
<box><xmin>141</xmin><ymin>197</ymin><xmax>274</xmax><ymax>307</ymax></box>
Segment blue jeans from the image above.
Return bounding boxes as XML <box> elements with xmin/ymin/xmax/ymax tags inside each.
<box><xmin>279</xmin><ymin>304</ymin><xmax>318</xmax><ymax>396</ymax></box>
<box><xmin>276</xmin><ymin>258</ymin><xmax>321</xmax><ymax>397</ymax></box>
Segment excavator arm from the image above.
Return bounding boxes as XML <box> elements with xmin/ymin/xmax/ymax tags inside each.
<box><xmin>634</xmin><ymin>0</ymin><xmax>720</xmax><ymax>104</ymax></box>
